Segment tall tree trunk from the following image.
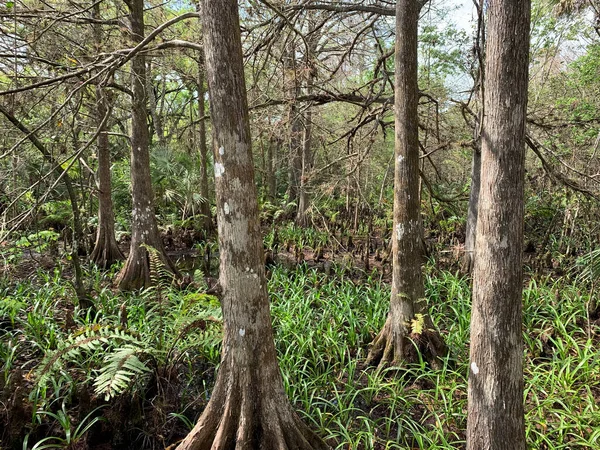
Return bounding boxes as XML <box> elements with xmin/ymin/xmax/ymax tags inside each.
<box><xmin>295</xmin><ymin>24</ymin><xmax>318</xmax><ymax>228</ymax></box>
<box><xmin>466</xmin><ymin>0</ymin><xmax>531</xmax><ymax>448</ymax></box>
<box><xmin>90</xmin><ymin>87</ymin><xmax>124</xmax><ymax>268</ymax></box>
<box><xmin>295</xmin><ymin>105</ymin><xmax>312</xmax><ymax>227</ymax></box>
<box><xmin>462</xmin><ymin>0</ymin><xmax>485</xmax><ymax>274</ymax></box>
<box><xmin>367</xmin><ymin>0</ymin><xmax>446</xmax><ymax>369</ymax></box>
<box><xmin>90</xmin><ymin>1</ymin><xmax>124</xmax><ymax>269</ymax></box>
<box><xmin>462</xmin><ymin>142</ymin><xmax>481</xmax><ymax>273</ymax></box>
<box><xmin>116</xmin><ymin>0</ymin><xmax>178</xmax><ymax>290</ymax></box>
<box><xmin>146</xmin><ymin>60</ymin><xmax>166</xmax><ymax>148</ymax></box>
<box><xmin>177</xmin><ymin>1</ymin><xmax>327</xmax><ymax>448</ymax></box>
<box><xmin>197</xmin><ymin>50</ymin><xmax>213</xmax><ymax>233</ymax></box>
<box><xmin>284</xmin><ymin>44</ymin><xmax>302</xmax><ymax>206</ymax></box>
<box><xmin>266</xmin><ymin>136</ymin><xmax>278</xmax><ymax>202</ymax></box>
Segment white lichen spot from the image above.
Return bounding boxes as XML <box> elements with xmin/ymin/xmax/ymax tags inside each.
<box><xmin>245</xmin><ymin>267</ymin><xmax>250</xmax><ymax>272</ymax></box>
<box><xmin>219</xmin><ymin>146</ymin><xmax>225</xmax><ymax>155</ymax></box>
<box><xmin>239</xmin><ymin>328</ymin><xmax>246</xmax><ymax>337</ymax></box>
<box><xmin>224</xmin><ymin>202</ymin><xmax>230</xmax><ymax>215</ymax></box>
<box><xmin>214</xmin><ymin>163</ymin><xmax>225</xmax><ymax>177</ymax></box>
<box><xmin>471</xmin><ymin>362</ymin><xmax>479</xmax><ymax>375</ymax></box>
<box><xmin>397</xmin><ymin>155</ymin><xmax>405</xmax><ymax>163</ymax></box>
<box><xmin>253</xmin><ymin>273</ymin><xmax>258</xmax><ymax>279</ymax></box>
<box><xmin>396</xmin><ymin>223</ymin><xmax>405</xmax><ymax>241</ymax></box>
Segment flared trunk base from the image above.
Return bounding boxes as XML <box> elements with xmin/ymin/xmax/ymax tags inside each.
<box><xmin>367</xmin><ymin>316</ymin><xmax>447</xmax><ymax>370</ymax></box>
<box><xmin>177</xmin><ymin>362</ymin><xmax>328</xmax><ymax>450</ymax></box>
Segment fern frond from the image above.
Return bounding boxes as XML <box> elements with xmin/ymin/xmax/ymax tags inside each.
<box><xmin>36</xmin><ymin>326</ymin><xmax>144</xmax><ymax>388</ymax></box>
<box><xmin>410</xmin><ymin>313</ymin><xmax>425</xmax><ymax>335</ymax></box>
<box><xmin>94</xmin><ymin>345</ymin><xmax>151</xmax><ymax>400</ymax></box>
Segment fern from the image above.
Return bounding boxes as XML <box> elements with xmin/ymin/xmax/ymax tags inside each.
<box><xmin>94</xmin><ymin>345</ymin><xmax>151</xmax><ymax>400</ymax></box>
<box><xmin>410</xmin><ymin>313</ymin><xmax>426</xmax><ymax>335</ymax></box>
<box><xmin>36</xmin><ymin>326</ymin><xmax>144</xmax><ymax>389</ymax></box>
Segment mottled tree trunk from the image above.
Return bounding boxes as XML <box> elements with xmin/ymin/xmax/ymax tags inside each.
<box><xmin>466</xmin><ymin>0</ymin><xmax>531</xmax><ymax>449</ymax></box>
<box><xmin>90</xmin><ymin>87</ymin><xmax>124</xmax><ymax>269</ymax></box>
<box><xmin>177</xmin><ymin>1</ymin><xmax>327</xmax><ymax>448</ymax></box>
<box><xmin>462</xmin><ymin>142</ymin><xmax>481</xmax><ymax>273</ymax></box>
<box><xmin>116</xmin><ymin>0</ymin><xmax>178</xmax><ymax>290</ymax></box>
<box><xmin>367</xmin><ymin>0</ymin><xmax>446</xmax><ymax>369</ymax></box>
<box><xmin>90</xmin><ymin>2</ymin><xmax>124</xmax><ymax>269</ymax></box>
<box><xmin>196</xmin><ymin>50</ymin><xmax>213</xmax><ymax>233</ymax></box>
<box><xmin>462</xmin><ymin>2</ymin><xmax>485</xmax><ymax>274</ymax></box>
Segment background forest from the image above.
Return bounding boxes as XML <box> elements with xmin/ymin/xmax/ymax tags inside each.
<box><xmin>1</xmin><ymin>0</ymin><xmax>600</xmax><ymax>449</ymax></box>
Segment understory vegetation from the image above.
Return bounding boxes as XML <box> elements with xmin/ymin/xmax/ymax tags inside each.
<box><xmin>1</xmin><ymin>256</ymin><xmax>599</xmax><ymax>449</ymax></box>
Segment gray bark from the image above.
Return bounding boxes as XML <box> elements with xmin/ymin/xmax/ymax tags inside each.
<box><xmin>367</xmin><ymin>0</ymin><xmax>445</xmax><ymax>368</ymax></box>
<box><xmin>116</xmin><ymin>0</ymin><xmax>178</xmax><ymax>290</ymax></box>
<box><xmin>466</xmin><ymin>0</ymin><xmax>531</xmax><ymax>448</ymax></box>
<box><xmin>177</xmin><ymin>1</ymin><xmax>327</xmax><ymax>448</ymax></box>
<box><xmin>90</xmin><ymin>1</ymin><xmax>124</xmax><ymax>269</ymax></box>
<box><xmin>196</xmin><ymin>50</ymin><xmax>213</xmax><ymax>233</ymax></box>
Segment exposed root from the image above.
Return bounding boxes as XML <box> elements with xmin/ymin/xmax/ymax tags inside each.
<box><xmin>90</xmin><ymin>227</ymin><xmax>124</xmax><ymax>270</ymax></box>
<box><xmin>116</xmin><ymin>244</ymin><xmax>179</xmax><ymax>291</ymax></box>
<box><xmin>177</xmin><ymin>364</ymin><xmax>328</xmax><ymax>450</ymax></box>
<box><xmin>367</xmin><ymin>316</ymin><xmax>447</xmax><ymax>370</ymax></box>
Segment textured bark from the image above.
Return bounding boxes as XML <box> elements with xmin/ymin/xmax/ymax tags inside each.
<box><xmin>462</xmin><ymin>4</ymin><xmax>485</xmax><ymax>275</ymax></box>
<box><xmin>367</xmin><ymin>0</ymin><xmax>445</xmax><ymax>369</ymax></box>
<box><xmin>116</xmin><ymin>0</ymin><xmax>178</xmax><ymax>290</ymax></box>
<box><xmin>462</xmin><ymin>143</ymin><xmax>481</xmax><ymax>273</ymax></box>
<box><xmin>90</xmin><ymin>87</ymin><xmax>124</xmax><ymax>269</ymax></box>
<box><xmin>197</xmin><ymin>50</ymin><xmax>213</xmax><ymax>233</ymax></box>
<box><xmin>90</xmin><ymin>2</ymin><xmax>124</xmax><ymax>269</ymax></box>
<box><xmin>466</xmin><ymin>0</ymin><xmax>531</xmax><ymax>449</ymax></box>
<box><xmin>177</xmin><ymin>1</ymin><xmax>327</xmax><ymax>449</ymax></box>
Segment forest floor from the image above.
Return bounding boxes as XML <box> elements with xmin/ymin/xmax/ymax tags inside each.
<box><xmin>1</xmin><ymin>233</ymin><xmax>600</xmax><ymax>449</ymax></box>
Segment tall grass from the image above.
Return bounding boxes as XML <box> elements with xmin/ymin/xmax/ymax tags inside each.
<box><xmin>1</xmin><ymin>264</ymin><xmax>599</xmax><ymax>448</ymax></box>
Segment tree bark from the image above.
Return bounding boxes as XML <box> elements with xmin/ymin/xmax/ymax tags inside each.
<box><xmin>284</xmin><ymin>43</ymin><xmax>303</xmax><ymax>206</ymax></box>
<box><xmin>295</xmin><ymin>22</ymin><xmax>318</xmax><ymax>228</ymax></box>
<box><xmin>266</xmin><ymin>136</ymin><xmax>278</xmax><ymax>202</ymax></box>
<box><xmin>90</xmin><ymin>87</ymin><xmax>124</xmax><ymax>269</ymax></box>
<box><xmin>116</xmin><ymin>0</ymin><xmax>178</xmax><ymax>290</ymax></box>
<box><xmin>90</xmin><ymin>1</ymin><xmax>124</xmax><ymax>269</ymax></box>
<box><xmin>466</xmin><ymin>0</ymin><xmax>531</xmax><ymax>448</ymax></box>
<box><xmin>196</xmin><ymin>49</ymin><xmax>213</xmax><ymax>234</ymax></box>
<box><xmin>367</xmin><ymin>0</ymin><xmax>446</xmax><ymax>369</ymax></box>
<box><xmin>147</xmin><ymin>60</ymin><xmax>167</xmax><ymax>149</ymax></box>
<box><xmin>462</xmin><ymin>1</ymin><xmax>485</xmax><ymax>274</ymax></box>
<box><xmin>462</xmin><ymin>142</ymin><xmax>481</xmax><ymax>273</ymax></box>
<box><xmin>177</xmin><ymin>1</ymin><xmax>327</xmax><ymax>448</ymax></box>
